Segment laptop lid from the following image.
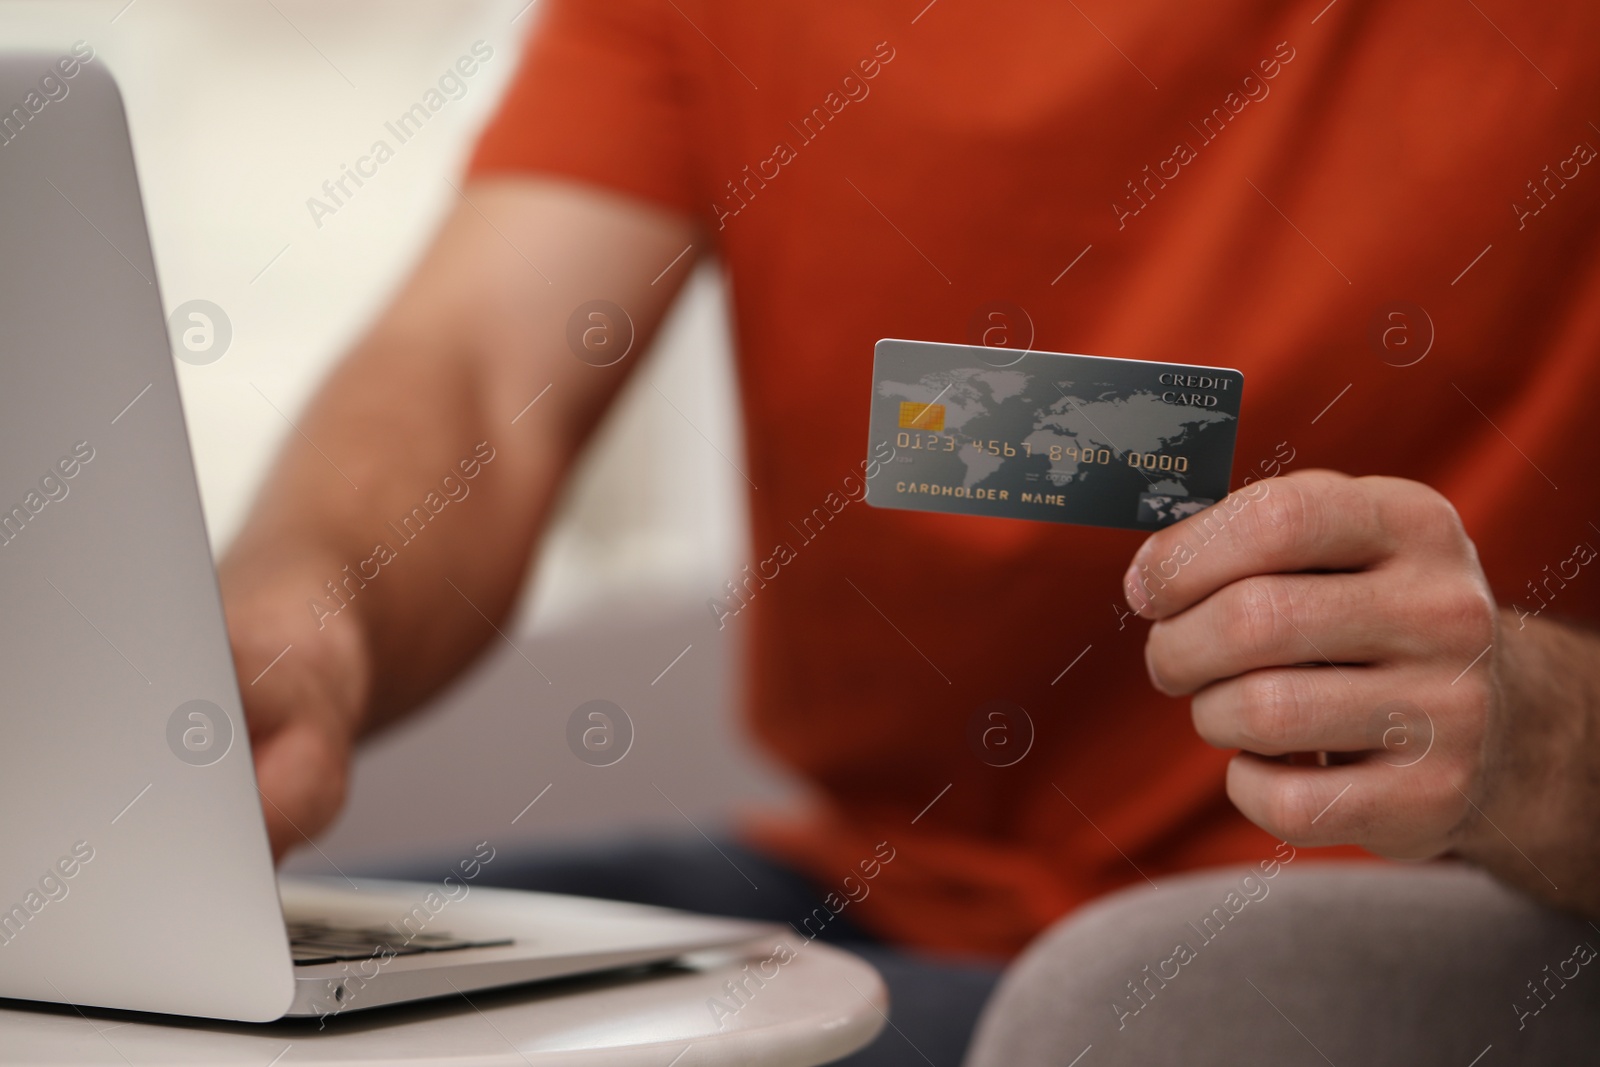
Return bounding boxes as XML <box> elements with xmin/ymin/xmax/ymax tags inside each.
<box><xmin>0</xmin><ymin>52</ymin><xmax>295</xmax><ymax>1021</ymax></box>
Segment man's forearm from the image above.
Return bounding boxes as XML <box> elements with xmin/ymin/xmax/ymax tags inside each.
<box><xmin>219</xmin><ymin>321</ymin><xmax>570</xmax><ymax>732</ymax></box>
<box><xmin>1465</xmin><ymin>610</ymin><xmax>1600</xmax><ymax>914</ymax></box>
<box><xmin>219</xmin><ymin>179</ymin><xmax>697</xmax><ymax>733</ymax></box>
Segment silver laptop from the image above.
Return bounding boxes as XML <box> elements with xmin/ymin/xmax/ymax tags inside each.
<box><xmin>0</xmin><ymin>52</ymin><xmax>774</xmax><ymax>1023</ymax></box>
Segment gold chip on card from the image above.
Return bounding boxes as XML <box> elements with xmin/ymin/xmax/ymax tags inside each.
<box><xmin>898</xmin><ymin>401</ymin><xmax>946</xmax><ymax>431</ymax></box>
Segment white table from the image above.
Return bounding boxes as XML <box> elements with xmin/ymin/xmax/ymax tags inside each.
<box><xmin>0</xmin><ymin>941</ymin><xmax>886</xmax><ymax>1066</ymax></box>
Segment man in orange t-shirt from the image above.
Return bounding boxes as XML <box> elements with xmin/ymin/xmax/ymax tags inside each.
<box><xmin>223</xmin><ymin>2</ymin><xmax>1600</xmax><ymax>1063</ymax></box>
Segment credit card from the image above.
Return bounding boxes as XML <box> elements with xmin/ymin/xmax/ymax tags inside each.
<box><xmin>865</xmin><ymin>338</ymin><xmax>1244</xmax><ymax>531</ymax></box>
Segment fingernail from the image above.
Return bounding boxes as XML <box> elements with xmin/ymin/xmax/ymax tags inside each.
<box><xmin>1123</xmin><ymin>556</ymin><xmax>1145</xmax><ymax>612</ymax></box>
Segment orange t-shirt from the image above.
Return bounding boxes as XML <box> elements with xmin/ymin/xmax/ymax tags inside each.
<box><xmin>472</xmin><ymin>0</ymin><xmax>1600</xmax><ymax>957</ymax></box>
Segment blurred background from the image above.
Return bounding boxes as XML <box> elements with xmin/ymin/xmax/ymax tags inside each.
<box><xmin>2</xmin><ymin>0</ymin><xmax>803</xmax><ymax>871</ymax></box>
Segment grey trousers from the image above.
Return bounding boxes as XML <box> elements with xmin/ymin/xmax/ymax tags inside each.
<box><xmin>965</xmin><ymin>863</ymin><xmax>1600</xmax><ymax>1067</ymax></box>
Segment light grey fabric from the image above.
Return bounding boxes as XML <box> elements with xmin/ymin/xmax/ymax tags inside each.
<box><xmin>965</xmin><ymin>862</ymin><xmax>1600</xmax><ymax>1067</ymax></box>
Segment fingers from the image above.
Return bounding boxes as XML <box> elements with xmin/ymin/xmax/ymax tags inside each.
<box><xmin>1191</xmin><ymin>666</ymin><xmax>1390</xmax><ymax>755</ymax></box>
<box><xmin>1224</xmin><ymin>753</ymin><xmax>1469</xmax><ymax>859</ymax></box>
<box><xmin>224</xmin><ymin>580</ymin><xmax>367</xmax><ymax>864</ymax></box>
<box><xmin>1124</xmin><ymin>471</ymin><xmax>1455</xmax><ymax>621</ymax></box>
<box><xmin>252</xmin><ymin>718</ymin><xmax>349</xmax><ymax>862</ymax></box>
<box><xmin>1191</xmin><ymin>665</ymin><xmax>1449</xmax><ymax>766</ymax></box>
<box><xmin>1128</xmin><ymin>471</ymin><xmax>1496</xmax><ymax>864</ymax></box>
<box><xmin>1144</xmin><ymin>572</ymin><xmax>1426</xmax><ymax>695</ymax></box>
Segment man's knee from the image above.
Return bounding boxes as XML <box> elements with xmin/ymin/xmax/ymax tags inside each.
<box><xmin>966</xmin><ymin>867</ymin><xmax>1262</xmax><ymax>1067</ymax></box>
<box><xmin>966</xmin><ymin>863</ymin><xmax>1600</xmax><ymax>1067</ymax></box>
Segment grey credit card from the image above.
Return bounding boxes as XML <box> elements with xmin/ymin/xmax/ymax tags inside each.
<box><xmin>865</xmin><ymin>338</ymin><xmax>1244</xmax><ymax>531</ymax></box>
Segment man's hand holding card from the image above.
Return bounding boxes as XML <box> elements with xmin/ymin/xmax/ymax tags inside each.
<box><xmin>864</xmin><ymin>339</ymin><xmax>1548</xmax><ymax>882</ymax></box>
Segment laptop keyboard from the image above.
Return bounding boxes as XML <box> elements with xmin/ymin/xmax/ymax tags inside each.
<box><xmin>287</xmin><ymin>919</ymin><xmax>513</xmax><ymax>966</ymax></box>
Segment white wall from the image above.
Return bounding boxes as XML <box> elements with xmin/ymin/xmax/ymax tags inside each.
<box><xmin>2</xmin><ymin>2</ymin><xmax>802</xmax><ymax>867</ymax></box>
<box><xmin>1</xmin><ymin>0</ymin><xmax>748</xmax><ymax>628</ymax></box>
